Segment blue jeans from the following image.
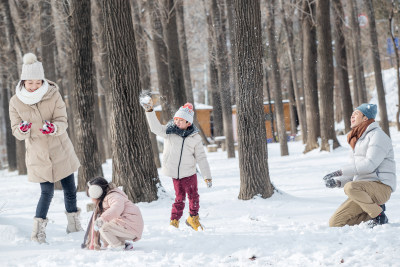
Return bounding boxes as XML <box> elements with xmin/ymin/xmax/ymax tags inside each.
<box><xmin>35</xmin><ymin>174</ymin><xmax>78</xmax><ymax>219</ymax></box>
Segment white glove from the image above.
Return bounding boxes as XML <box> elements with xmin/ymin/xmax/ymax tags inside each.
<box><xmin>140</xmin><ymin>95</ymin><xmax>153</xmax><ymax>112</ymax></box>
<box><xmin>94</xmin><ymin>217</ymin><xmax>104</xmax><ymax>231</ymax></box>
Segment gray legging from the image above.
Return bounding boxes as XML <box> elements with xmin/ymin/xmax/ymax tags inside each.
<box><xmin>35</xmin><ymin>173</ymin><xmax>78</xmax><ymax>219</ymax></box>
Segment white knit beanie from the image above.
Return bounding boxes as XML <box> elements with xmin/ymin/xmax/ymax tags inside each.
<box><xmin>174</xmin><ymin>103</ymin><xmax>194</xmax><ymax>124</ymax></box>
<box><xmin>20</xmin><ymin>53</ymin><xmax>45</xmax><ymax>80</ymax></box>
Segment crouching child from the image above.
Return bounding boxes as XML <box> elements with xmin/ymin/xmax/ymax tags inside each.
<box><xmin>82</xmin><ymin>177</ymin><xmax>144</xmax><ymax>250</ymax></box>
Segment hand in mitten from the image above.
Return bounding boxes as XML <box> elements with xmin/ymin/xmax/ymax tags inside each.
<box><xmin>204</xmin><ymin>179</ymin><xmax>212</xmax><ymax>188</ymax></box>
<box><xmin>94</xmin><ymin>217</ymin><xmax>104</xmax><ymax>232</ymax></box>
<box><xmin>140</xmin><ymin>95</ymin><xmax>153</xmax><ymax>112</ymax></box>
<box><xmin>19</xmin><ymin>121</ymin><xmax>32</xmax><ymax>133</ymax></box>
<box><xmin>325</xmin><ymin>178</ymin><xmax>339</xmax><ymax>188</ymax></box>
<box><xmin>323</xmin><ymin>170</ymin><xmax>342</xmax><ymax>181</ymax></box>
<box><xmin>40</xmin><ymin>120</ymin><xmax>55</xmax><ymax>135</ymax></box>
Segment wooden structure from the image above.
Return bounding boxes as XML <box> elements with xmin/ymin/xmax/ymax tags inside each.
<box><xmin>232</xmin><ymin>100</ymin><xmax>295</xmax><ymax>142</ymax></box>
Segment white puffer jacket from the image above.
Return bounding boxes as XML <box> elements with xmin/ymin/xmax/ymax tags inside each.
<box><xmin>146</xmin><ymin>111</ymin><xmax>212</xmax><ymax>180</ymax></box>
<box><xmin>338</xmin><ymin>122</ymin><xmax>396</xmax><ymax>192</ymax></box>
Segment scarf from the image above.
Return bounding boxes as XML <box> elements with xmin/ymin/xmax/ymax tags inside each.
<box><xmin>15</xmin><ymin>80</ymin><xmax>49</xmax><ymax>105</ymax></box>
<box><xmin>347</xmin><ymin>119</ymin><xmax>375</xmax><ymax>149</ymax></box>
<box><xmin>166</xmin><ymin>120</ymin><xmax>199</xmax><ymax>137</ymax></box>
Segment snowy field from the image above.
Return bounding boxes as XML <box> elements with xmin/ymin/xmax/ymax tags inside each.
<box><xmin>0</xmin><ymin>126</ymin><xmax>399</xmax><ymax>267</ymax></box>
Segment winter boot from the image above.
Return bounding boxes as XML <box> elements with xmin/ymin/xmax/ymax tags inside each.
<box><xmin>185</xmin><ymin>214</ymin><xmax>203</xmax><ymax>231</ymax></box>
<box><xmin>31</xmin><ymin>217</ymin><xmax>48</xmax><ymax>244</ymax></box>
<box><xmin>65</xmin><ymin>207</ymin><xmax>84</xmax><ymax>233</ymax></box>
<box><xmin>170</xmin><ymin>219</ymin><xmax>179</xmax><ymax>228</ymax></box>
<box><xmin>369</xmin><ymin>204</ymin><xmax>389</xmax><ymax>228</ymax></box>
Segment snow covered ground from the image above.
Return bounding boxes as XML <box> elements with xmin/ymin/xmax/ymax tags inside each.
<box><xmin>0</xmin><ymin>126</ymin><xmax>399</xmax><ymax>267</ymax></box>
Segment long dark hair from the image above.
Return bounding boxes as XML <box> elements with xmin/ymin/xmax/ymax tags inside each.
<box><xmin>87</xmin><ymin>176</ymin><xmax>110</xmax><ymax>213</ymax></box>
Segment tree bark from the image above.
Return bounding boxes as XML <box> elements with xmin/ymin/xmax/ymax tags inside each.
<box><xmin>332</xmin><ymin>0</ymin><xmax>353</xmax><ymax>133</ymax></box>
<box><xmin>234</xmin><ymin>0</ymin><xmax>274</xmax><ymax>200</ymax></box>
<box><xmin>164</xmin><ymin>0</ymin><xmax>187</xmax><ymax>111</ymax></box>
<box><xmin>148</xmin><ymin>0</ymin><xmax>174</xmax><ymax>122</ymax></box>
<box><xmin>265</xmin><ymin>0</ymin><xmax>288</xmax><ymax>156</ymax></box>
<box><xmin>70</xmin><ymin>0</ymin><xmax>103</xmax><ymax>191</ymax></box>
<box><xmin>2</xmin><ymin>87</ymin><xmax>16</xmax><ymax>171</ymax></box>
<box><xmin>302</xmin><ymin>0</ymin><xmax>319</xmax><ymax>153</ymax></box>
<box><xmin>349</xmin><ymin>0</ymin><xmax>367</xmax><ymax>106</ymax></box>
<box><xmin>316</xmin><ymin>0</ymin><xmax>339</xmax><ymax>151</ymax></box>
<box><xmin>279</xmin><ymin>0</ymin><xmax>307</xmax><ymax>143</ymax></box>
<box><xmin>389</xmin><ymin>1</ymin><xmax>400</xmax><ymax>131</ymax></box>
<box><xmin>224</xmin><ymin>0</ymin><xmax>237</xmax><ymax>106</ymax></box>
<box><xmin>204</xmin><ymin>2</ymin><xmax>224</xmax><ymax>137</ymax></box>
<box><xmin>102</xmin><ymin>0</ymin><xmax>160</xmax><ymax>203</ymax></box>
<box><xmin>364</xmin><ymin>0</ymin><xmax>390</xmax><ymax>136</ymax></box>
<box><xmin>39</xmin><ymin>0</ymin><xmax>57</xmax><ymax>82</ymax></box>
<box><xmin>210</xmin><ymin>0</ymin><xmax>235</xmax><ymax>158</ymax></box>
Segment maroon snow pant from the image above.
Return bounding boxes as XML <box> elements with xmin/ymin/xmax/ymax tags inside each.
<box><xmin>171</xmin><ymin>174</ymin><xmax>200</xmax><ymax>220</ymax></box>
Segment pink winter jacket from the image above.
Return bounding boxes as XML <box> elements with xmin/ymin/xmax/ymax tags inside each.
<box><xmin>100</xmin><ymin>187</ymin><xmax>144</xmax><ymax>241</ymax></box>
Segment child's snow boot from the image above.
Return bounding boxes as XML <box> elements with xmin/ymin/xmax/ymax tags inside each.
<box><xmin>185</xmin><ymin>214</ymin><xmax>203</xmax><ymax>231</ymax></box>
<box><xmin>31</xmin><ymin>217</ymin><xmax>48</xmax><ymax>244</ymax></box>
<box><xmin>65</xmin><ymin>207</ymin><xmax>84</xmax><ymax>233</ymax></box>
<box><xmin>369</xmin><ymin>204</ymin><xmax>389</xmax><ymax>228</ymax></box>
<box><xmin>170</xmin><ymin>219</ymin><xmax>179</xmax><ymax>228</ymax></box>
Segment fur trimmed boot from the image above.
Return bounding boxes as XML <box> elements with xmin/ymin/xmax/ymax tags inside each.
<box><xmin>65</xmin><ymin>207</ymin><xmax>84</xmax><ymax>233</ymax></box>
<box><xmin>31</xmin><ymin>217</ymin><xmax>48</xmax><ymax>244</ymax></box>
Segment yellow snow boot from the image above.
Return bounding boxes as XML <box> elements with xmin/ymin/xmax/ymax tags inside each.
<box><xmin>185</xmin><ymin>214</ymin><xmax>203</xmax><ymax>231</ymax></box>
<box><xmin>170</xmin><ymin>219</ymin><xmax>179</xmax><ymax>228</ymax></box>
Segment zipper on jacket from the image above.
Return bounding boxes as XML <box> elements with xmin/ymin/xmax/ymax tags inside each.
<box><xmin>177</xmin><ymin>137</ymin><xmax>186</xmax><ymax>179</ymax></box>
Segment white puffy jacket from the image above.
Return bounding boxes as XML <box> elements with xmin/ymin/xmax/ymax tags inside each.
<box><xmin>145</xmin><ymin>111</ymin><xmax>212</xmax><ymax>180</ymax></box>
<box><xmin>338</xmin><ymin>122</ymin><xmax>396</xmax><ymax>192</ymax></box>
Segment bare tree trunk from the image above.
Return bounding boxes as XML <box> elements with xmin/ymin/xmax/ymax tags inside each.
<box><xmin>364</xmin><ymin>0</ymin><xmax>390</xmax><ymax>136</ymax></box>
<box><xmin>70</xmin><ymin>0</ymin><xmax>103</xmax><ymax>191</ymax></box>
<box><xmin>102</xmin><ymin>0</ymin><xmax>160</xmax><ymax>203</ymax></box>
<box><xmin>332</xmin><ymin>0</ymin><xmax>353</xmax><ymax>133</ymax></box>
<box><xmin>164</xmin><ymin>0</ymin><xmax>187</xmax><ymax>111</ymax></box>
<box><xmin>287</xmin><ymin>69</ymin><xmax>297</xmax><ymax>135</ymax></box>
<box><xmin>2</xmin><ymin>87</ymin><xmax>16</xmax><ymax>171</ymax></box>
<box><xmin>234</xmin><ymin>0</ymin><xmax>274</xmax><ymax>200</ymax></box>
<box><xmin>148</xmin><ymin>0</ymin><xmax>174</xmax><ymax>122</ymax></box>
<box><xmin>204</xmin><ymin>2</ymin><xmax>224</xmax><ymax>137</ymax></box>
<box><xmin>39</xmin><ymin>0</ymin><xmax>57</xmax><ymax>82</ymax></box>
<box><xmin>265</xmin><ymin>0</ymin><xmax>288</xmax><ymax>156</ymax></box>
<box><xmin>302</xmin><ymin>0</ymin><xmax>319</xmax><ymax>153</ymax></box>
<box><xmin>349</xmin><ymin>0</ymin><xmax>367</xmax><ymax>106</ymax></box>
<box><xmin>316</xmin><ymin>0</ymin><xmax>339</xmax><ymax>151</ymax></box>
<box><xmin>210</xmin><ymin>0</ymin><xmax>235</xmax><ymax>158</ymax></box>
<box><xmin>224</xmin><ymin>0</ymin><xmax>237</xmax><ymax>106</ymax></box>
<box><xmin>279</xmin><ymin>0</ymin><xmax>307</xmax><ymax>143</ymax></box>
<box><xmin>131</xmin><ymin>0</ymin><xmax>161</xmax><ymax>168</ymax></box>
<box><xmin>389</xmin><ymin>2</ymin><xmax>400</xmax><ymax>131</ymax></box>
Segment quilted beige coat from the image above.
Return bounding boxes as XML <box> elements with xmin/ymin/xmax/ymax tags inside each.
<box><xmin>9</xmin><ymin>80</ymin><xmax>80</xmax><ymax>183</ymax></box>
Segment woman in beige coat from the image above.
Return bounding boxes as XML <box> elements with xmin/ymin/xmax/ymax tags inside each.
<box><xmin>9</xmin><ymin>53</ymin><xmax>82</xmax><ymax>244</ymax></box>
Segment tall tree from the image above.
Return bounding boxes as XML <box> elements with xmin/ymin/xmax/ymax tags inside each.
<box><xmin>224</xmin><ymin>0</ymin><xmax>237</xmax><ymax>105</ymax></box>
<box><xmin>349</xmin><ymin>0</ymin><xmax>367</xmax><ymax>106</ymax></box>
<box><xmin>265</xmin><ymin>0</ymin><xmax>288</xmax><ymax>156</ymax></box>
<box><xmin>332</xmin><ymin>0</ymin><xmax>353</xmax><ymax>133</ymax></box>
<box><xmin>364</xmin><ymin>0</ymin><xmax>390</xmax><ymax>136</ymax></box>
<box><xmin>302</xmin><ymin>0</ymin><xmax>319</xmax><ymax>153</ymax></box>
<box><xmin>210</xmin><ymin>0</ymin><xmax>235</xmax><ymax>158</ymax></box>
<box><xmin>234</xmin><ymin>0</ymin><xmax>274</xmax><ymax>199</ymax></box>
<box><xmin>389</xmin><ymin>0</ymin><xmax>400</xmax><ymax>131</ymax></box>
<box><xmin>164</xmin><ymin>0</ymin><xmax>187</xmax><ymax>111</ymax></box>
<box><xmin>316</xmin><ymin>0</ymin><xmax>339</xmax><ymax>151</ymax></box>
<box><xmin>102</xmin><ymin>0</ymin><xmax>160</xmax><ymax>202</ymax></box>
<box><xmin>148</xmin><ymin>0</ymin><xmax>173</xmax><ymax>122</ymax></box>
<box><xmin>70</xmin><ymin>0</ymin><xmax>103</xmax><ymax>191</ymax></box>
<box><xmin>279</xmin><ymin>0</ymin><xmax>307</xmax><ymax>143</ymax></box>
<box><xmin>204</xmin><ymin>1</ymin><xmax>224</xmax><ymax>137</ymax></box>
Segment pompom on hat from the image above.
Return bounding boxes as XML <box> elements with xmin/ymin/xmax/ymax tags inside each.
<box><xmin>20</xmin><ymin>53</ymin><xmax>45</xmax><ymax>80</ymax></box>
<box><xmin>355</xmin><ymin>103</ymin><xmax>377</xmax><ymax>119</ymax></box>
<box><xmin>174</xmin><ymin>102</ymin><xmax>194</xmax><ymax>124</ymax></box>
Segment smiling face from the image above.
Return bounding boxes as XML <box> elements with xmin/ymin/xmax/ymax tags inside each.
<box><xmin>174</xmin><ymin>117</ymin><xmax>191</xmax><ymax>130</ymax></box>
<box><xmin>350</xmin><ymin>110</ymin><xmax>368</xmax><ymax>128</ymax></box>
<box><xmin>24</xmin><ymin>80</ymin><xmax>43</xmax><ymax>92</ymax></box>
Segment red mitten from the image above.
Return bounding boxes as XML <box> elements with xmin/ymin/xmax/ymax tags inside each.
<box><xmin>19</xmin><ymin>121</ymin><xmax>32</xmax><ymax>132</ymax></box>
<box><xmin>40</xmin><ymin>120</ymin><xmax>55</xmax><ymax>135</ymax></box>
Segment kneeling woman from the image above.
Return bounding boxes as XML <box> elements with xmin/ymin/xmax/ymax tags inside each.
<box><xmin>84</xmin><ymin>177</ymin><xmax>144</xmax><ymax>250</ymax></box>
